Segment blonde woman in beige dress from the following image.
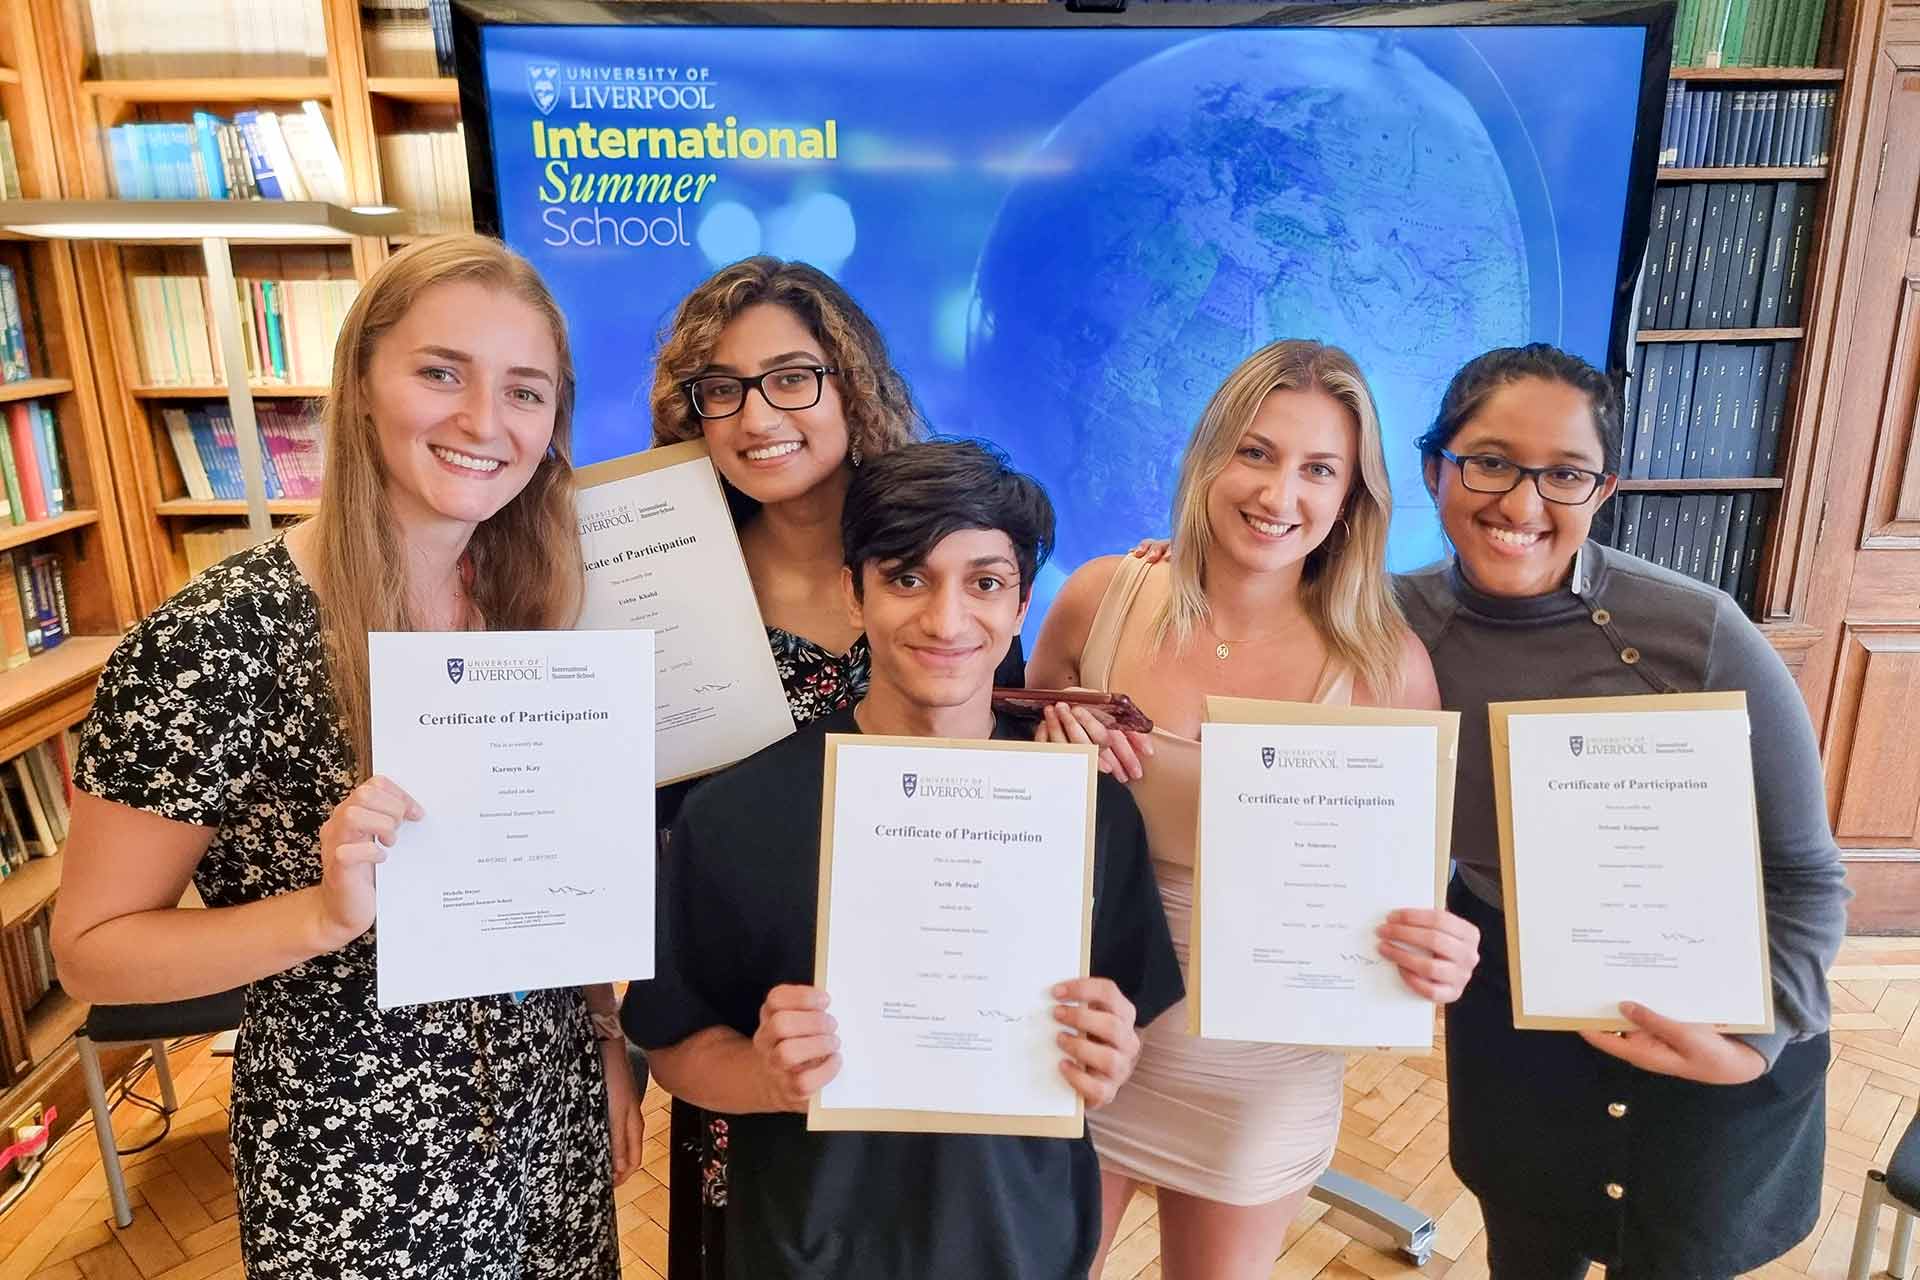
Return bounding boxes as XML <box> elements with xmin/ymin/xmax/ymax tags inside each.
<box><xmin>1027</xmin><ymin>340</ymin><xmax>1483</xmax><ymax>1280</ymax></box>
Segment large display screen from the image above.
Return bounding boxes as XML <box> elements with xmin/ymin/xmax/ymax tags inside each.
<box><xmin>458</xmin><ymin>1</ymin><xmax>1665</xmax><ymax>622</ymax></box>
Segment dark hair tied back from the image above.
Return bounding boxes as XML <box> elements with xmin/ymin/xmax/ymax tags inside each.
<box><xmin>1415</xmin><ymin>342</ymin><xmax>1622</xmax><ymax>476</ymax></box>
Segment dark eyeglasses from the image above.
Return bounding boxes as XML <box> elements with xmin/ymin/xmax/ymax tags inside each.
<box><xmin>1437</xmin><ymin>450</ymin><xmax>1609</xmax><ymax>505</ymax></box>
<box><xmin>681</xmin><ymin>365</ymin><xmax>838</xmax><ymax>420</ymax></box>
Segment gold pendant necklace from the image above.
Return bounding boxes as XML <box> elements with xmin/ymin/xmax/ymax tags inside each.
<box><xmin>1216</xmin><ymin>641</ymin><xmax>1231</xmax><ymax>661</ymax></box>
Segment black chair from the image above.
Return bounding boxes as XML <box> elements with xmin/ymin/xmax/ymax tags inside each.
<box><xmin>1851</xmin><ymin>1102</ymin><xmax>1920</xmax><ymax>1279</ymax></box>
<box><xmin>75</xmin><ymin>988</ymin><xmax>247</xmax><ymax>1228</ymax></box>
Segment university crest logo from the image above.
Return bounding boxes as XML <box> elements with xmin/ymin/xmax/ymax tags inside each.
<box><xmin>528</xmin><ymin>64</ymin><xmax>559</xmax><ymax>115</ymax></box>
<box><xmin>1261</xmin><ymin>746</ymin><xmax>1276</xmax><ymax>769</ymax></box>
<box><xmin>901</xmin><ymin>773</ymin><xmax>917</xmax><ymax>798</ymax></box>
<box><xmin>447</xmin><ymin>657</ymin><xmax>465</xmax><ymax>685</ymax></box>
<box><xmin>1569</xmin><ymin>735</ymin><xmax>1584</xmax><ymax>757</ymax></box>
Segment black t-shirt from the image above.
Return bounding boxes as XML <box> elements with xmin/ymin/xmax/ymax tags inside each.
<box><xmin>622</xmin><ymin>706</ymin><xmax>1181</xmax><ymax>1280</ymax></box>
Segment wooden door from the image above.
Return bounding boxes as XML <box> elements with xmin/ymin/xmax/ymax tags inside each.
<box><xmin>1799</xmin><ymin>21</ymin><xmax>1920</xmax><ymax>931</ymax></box>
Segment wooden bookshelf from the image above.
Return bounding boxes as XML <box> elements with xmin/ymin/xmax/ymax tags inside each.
<box><xmin>1638</xmin><ymin>327</ymin><xmax>1807</xmax><ymax>341</ymax></box>
<box><xmin>0</xmin><ymin>376</ymin><xmax>74</xmax><ymax>402</ymax></box>
<box><xmin>1667</xmin><ymin>66</ymin><xmax>1845</xmax><ymax>81</ymax></box>
<box><xmin>0</xmin><ymin>508</ymin><xmax>99</xmax><ymax>553</ymax></box>
<box><xmin>156</xmin><ymin>497</ymin><xmax>319</xmax><ymax>518</ymax></box>
<box><xmin>131</xmin><ymin>384</ymin><xmax>327</xmax><ymax>400</ymax></box>
<box><xmin>24</xmin><ymin>988</ymin><xmax>83</xmax><ymax>1066</ymax></box>
<box><xmin>0</xmin><ymin>852</ymin><xmax>60</xmax><ymax>929</ymax></box>
<box><xmin>1658</xmin><ymin>166</ymin><xmax>1828</xmax><ymax>181</ymax></box>
<box><xmin>79</xmin><ymin>76</ymin><xmax>333</xmax><ymax>103</ymax></box>
<box><xmin>368</xmin><ymin>76</ymin><xmax>458</xmax><ymax>104</ymax></box>
<box><xmin>1616</xmin><ymin>477</ymin><xmax>1787</xmax><ymax>492</ymax></box>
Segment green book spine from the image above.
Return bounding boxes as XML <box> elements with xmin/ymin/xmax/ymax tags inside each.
<box><xmin>1801</xmin><ymin>0</ymin><xmax>1831</xmax><ymax>65</ymax></box>
<box><xmin>1691</xmin><ymin>0</ymin><xmax>1722</xmax><ymax>67</ymax></box>
<box><xmin>1706</xmin><ymin>0</ymin><xmax>1735</xmax><ymax>67</ymax></box>
<box><xmin>1675</xmin><ymin>0</ymin><xmax>1699</xmax><ymax>65</ymax></box>
<box><xmin>1778</xmin><ymin>0</ymin><xmax>1808</xmax><ymax>66</ymax></box>
<box><xmin>0</xmin><ymin>424</ymin><xmax>27</xmax><ymax>529</ymax></box>
<box><xmin>1753</xmin><ymin>0</ymin><xmax>1780</xmax><ymax>67</ymax></box>
<box><xmin>1724</xmin><ymin>0</ymin><xmax>1754</xmax><ymax>67</ymax></box>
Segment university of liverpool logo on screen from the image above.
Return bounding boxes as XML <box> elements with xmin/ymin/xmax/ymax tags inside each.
<box><xmin>446</xmin><ymin>657</ymin><xmax>466</xmax><ymax>685</ymax></box>
<box><xmin>529</xmin><ymin>64</ymin><xmax>559</xmax><ymax>115</ymax></box>
<box><xmin>901</xmin><ymin>773</ymin><xmax>917</xmax><ymax>799</ymax></box>
<box><xmin>1261</xmin><ymin>746</ymin><xmax>1276</xmax><ymax>769</ymax></box>
<box><xmin>1569</xmin><ymin>735</ymin><xmax>1584</xmax><ymax>757</ymax></box>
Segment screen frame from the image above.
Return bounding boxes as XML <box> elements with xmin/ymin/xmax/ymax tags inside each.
<box><xmin>452</xmin><ymin>0</ymin><xmax>1674</xmax><ymax>399</ymax></box>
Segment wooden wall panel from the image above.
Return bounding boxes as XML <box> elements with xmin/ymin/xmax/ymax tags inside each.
<box><xmin>1832</xmin><ymin>629</ymin><xmax>1920</xmax><ymax>841</ymax></box>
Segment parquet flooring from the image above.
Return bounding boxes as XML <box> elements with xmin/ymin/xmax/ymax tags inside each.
<box><xmin>2</xmin><ymin>936</ymin><xmax>1915</xmax><ymax>1279</ymax></box>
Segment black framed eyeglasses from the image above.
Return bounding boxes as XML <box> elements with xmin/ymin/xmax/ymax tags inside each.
<box><xmin>681</xmin><ymin>365</ymin><xmax>839</xmax><ymax>420</ymax></box>
<box><xmin>1437</xmin><ymin>449</ymin><xmax>1609</xmax><ymax>505</ymax></box>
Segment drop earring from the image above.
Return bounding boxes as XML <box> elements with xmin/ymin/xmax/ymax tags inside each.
<box><xmin>849</xmin><ymin>439</ymin><xmax>864</xmax><ymax>468</ymax></box>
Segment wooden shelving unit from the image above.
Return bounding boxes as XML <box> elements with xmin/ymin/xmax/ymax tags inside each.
<box><xmin>131</xmin><ymin>384</ymin><xmax>326</xmax><ymax>400</ymax></box>
<box><xmin>79</xmin><ymin>76</ymin><xmax>333</xmax><ymax>102</ymax></box>
<box><xmin>1638</xmin><ymin>326</ymin><xmax>1807</xmax><ymax>341</ymax></box>
<box><xmin>368</xmin><ymin>75</ymin><xmax>456</xmax><ymax>103</ymax></box>
<box><xmin>1658</xmin><ymin>165</ymin><xmax>1828</xmax><ymax>180</ymax></box>
<box><xmin>1617</xmin><ymin>476</ymin><xmax>1788</xmax><ymax>492</ymax></box>
<box><xmin>1667</xmin><ymin>65</ymin><xmax>1845</xmax><ymax>81</ymax></box>
<box><xmin>156</xmin><ymin>497</ymin><xmax>319</xmax><ymax>518</ymax></box>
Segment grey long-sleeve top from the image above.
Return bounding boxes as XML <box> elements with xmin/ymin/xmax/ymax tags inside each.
<box><xmin>1395</xmin><ymin>540</ymin><xmax>1848</xmax><ymax>1068</ymax></box>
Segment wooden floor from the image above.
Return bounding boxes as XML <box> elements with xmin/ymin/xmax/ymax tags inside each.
<box><xmin>0</xmin><ymin>936</ymin><xmax>1914</xmax><ymax>1279</ymax></box>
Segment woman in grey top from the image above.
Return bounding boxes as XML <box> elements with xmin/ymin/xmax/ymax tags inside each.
<box><xmin>1396</xmin><ymin>344</ymin><xmax>1847</xmax><ymax>1279</ymax></box>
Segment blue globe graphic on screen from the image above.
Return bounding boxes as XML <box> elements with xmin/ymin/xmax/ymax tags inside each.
<box><xmin>967</xmin><ymin>30</ymin><xmax>1542</xmax><ymax>580</ymax></box>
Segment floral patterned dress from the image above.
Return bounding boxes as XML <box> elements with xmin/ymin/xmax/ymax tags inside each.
<box><xmin>73</xmin><ymin>539</ymin><xmax>619</xmax><ymax>1279</ymax></box>
<box><xmin>666</xmin><ymin>627</ymin><xmax>871</xmax><ymax>1280</ymax></box>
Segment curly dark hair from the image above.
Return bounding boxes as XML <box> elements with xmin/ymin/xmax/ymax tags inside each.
<box><xmin>650</xmin><ymin>257</ymin><xmax>922</xmax><ymax>506</ymax></box>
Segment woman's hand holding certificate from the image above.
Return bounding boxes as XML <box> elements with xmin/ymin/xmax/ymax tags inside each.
<box><xmin>309</xmin><ymin>775</ymin><xmax>423</xmax><ymax>950</ymax></box>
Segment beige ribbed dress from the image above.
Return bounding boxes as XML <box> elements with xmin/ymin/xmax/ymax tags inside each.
<box><xmin>1083</xmin><ymin>557</ymin><xmax>1348</xmax><ymax>1206</ymax></box>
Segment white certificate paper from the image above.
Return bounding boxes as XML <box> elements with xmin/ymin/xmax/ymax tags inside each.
<box><xmin>370</xmin><ymin>629</ymin><xmax>656</xmax><ymax>1009</ymax></box>
<box><xmin>811</xmin><ymin>736</ymin><xmax>1096</xmax><ymax>1137</ymax></box>
<box><xmin>1197</xmin><ymin>721</ymin><xmax>1441</xmax><ymax>1049</ymax></box>
<box><xmin>1499</xmin><ymin>698</ymin><xmax>1772</xmax><ymax>1031</ymax></box>
<box><xmin>575</xmin><ymin>441</ymin><xmax>795</xmax><ymax>785</ymax></box>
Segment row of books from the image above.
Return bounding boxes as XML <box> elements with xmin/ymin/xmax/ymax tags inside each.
<box><xmin>1622</xmin><ymin>339</ymin><xmax>1797</xmax><ymax>480</ymax></box>
<box><xmin>377</xmin><ymin>130</ymin><xmax>475</xmax><ymax>236</ymax></box>
<box><xmin>0</xmin><ymin>550</ymin><xmax>72</xmax><ymax>668</ymax></box>
<box><xmin>164</xmin><ymin>404</ymin><xmax>325</xmax><ymax>502</ymax></box>
<box><xmin>184</xmin><ymin>525</ymin><xmax>267</xmax><ymax>578</ymax></box>
<box><xmin>83</xmin><ymin>0</ymin><xmax>327</xmax><ymax>79</ymax></box>
<box><xmin>0</xmin><ymin>735</ymin><xmax>73</xmax><ymax>875</ymax></box>
<box><xmin>5</xmin><ymin>908</ymin><xmax>56</xmax><ymax>1024</ymax></box>
<box><xmin>1611</xmin><ymin>493</ymin><xmax>1773</xmax><ymax>615</ymax></box>
<box><xmin>1658</xmin><ymin>85</ymin><xmax>1835</xmax><ymax>169</ymax></box>
<box><xmin>0</xmin><ymin>120</ymin><xmax>21</xmax><ymax>200</ymax></box>
<box><xmin>1635</xmin><ymin>181</ymin><xmax>1817</xmax><ymax>332</ymax></box>
<box><xmin>0</xmin><ymin>267</ymin><xmax>35</xmax><ymax>384</ymax></box>
<box><xmin>363</xmin><ymin>0</ymin><xmax>456</xmax><ymax>78</ymax></box>
<box><xmin>129</xmin><ymin>273</ymin><xmax>360</xmax><ymax>387</ymax></box>
<box><xmin>0</xmin><ymin>402</ymin><xmax>69</xmax><ymax>526</ymax></box>
<box><xmin>1671</xmin><ymin>0</ymin><xmax>1830</xmax><ymax>68</ymax></box>
<box><xmin>107</xmin><ymin>105</ymin><xmax>349</xmax><ymax>205</ymax></box>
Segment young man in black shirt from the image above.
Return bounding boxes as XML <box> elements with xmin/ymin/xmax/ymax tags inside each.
<box><xmin>622</xmin><ymin>440</ymin><xmax>1182</xmax><ymax>1278</ymax></box>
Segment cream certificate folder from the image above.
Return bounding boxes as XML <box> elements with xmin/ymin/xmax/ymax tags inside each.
<box><xmin>809</xmin><ymin>735</ymin><xmax>1097</xmax><ymax>1137</ymax></box>
<box><xmin>1193</xmin><ymin>697</ymin><xmax>1458</xmax><ymax>1051</ymax></box>
<box><xmin>369</xmin><ymin>629</ymin><xmax>655</xmax><ymax>1010</ymax></box>
<box><xmin>1490</xmin><ymin>692</ymin><xmax>1773</xmax><ymax>1033</ymax></box>
<box><xmin>575</xmin><ymin>440</ymin><xmax>795</xmax><ymax>786</ymax></box>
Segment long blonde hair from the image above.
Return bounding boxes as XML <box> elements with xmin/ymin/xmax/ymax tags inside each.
<box><xmin>1155</xmin><ymin>340</ymin><xmax>1406</xmax><ymax>699</ymax></box>
<box><xmin>308</xmin><ymin>234</ymin><xmax>584</xmax><ymax>775</ymax></box>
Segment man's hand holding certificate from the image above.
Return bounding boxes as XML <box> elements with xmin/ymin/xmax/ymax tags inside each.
<box><xmin>369</xmin><ymin>630</ymin><xmax>656</xmax><ymax>1009</ymax></box>
<box><xmin>808</xmin><ymin>736</ymin><xmax>1110</xmax><ymax>1137</ymax></box>
<box><xmin>1491</xmin><ymin>692</ymin><xmax>1773</xmax><ymax>1037</ymax></box>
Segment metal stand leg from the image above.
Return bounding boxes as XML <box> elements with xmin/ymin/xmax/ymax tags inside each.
<box><xmin>1309</xmin><ymin>1169</ymin><xmax>1436</xmax><ymax>1265</ymax></box>
<box><xmin>149</xmin><ymin>1040</ymin><xmax>178</xmax><ymax>1112</ymax></box>
<box><xmin>75</xmin><ymin>1035</ymin><xmax>133</xmax><ymax>1229</ymax></box>
<box><xmin>1893</xmin><ymin>1207</ymin><xmax>1914</xmax><ymax>1280</ymax></box>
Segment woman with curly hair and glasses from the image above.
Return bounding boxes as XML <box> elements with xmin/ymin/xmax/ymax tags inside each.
<box><xmin>625</xmin><ymin>256</ymin><xmax>1021</xmax><ymax>1279</ymax></box>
